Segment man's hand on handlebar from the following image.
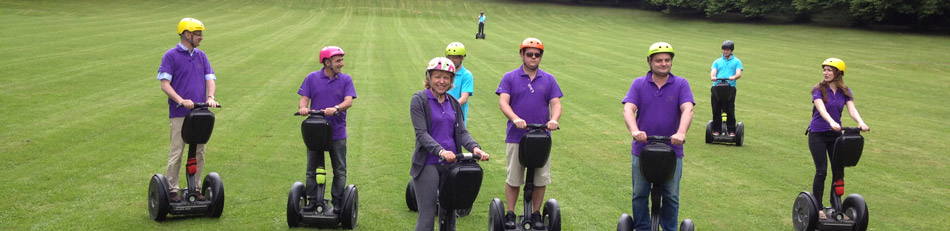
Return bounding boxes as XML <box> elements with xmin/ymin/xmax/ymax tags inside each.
<box><xmin>180</xmin><ymin>99</ymin><xmax>195</xmax><ymax>109</ymax></box>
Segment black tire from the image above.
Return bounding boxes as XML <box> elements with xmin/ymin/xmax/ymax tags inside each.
<box><xmin>406</xmin><ymin>181</ymin><xmax>418</xmax><ymax>211</ymax></box>
<box><xmin>679</xmin><ymin>219</ymin><xmax>695</xmax><ymax>231</ymax></box>
<box><xmin>202</xmin><ymin>172</ymin><xmax>225</xmax><ymax>218</ymax></box>
<box><xmin>705</xmin><ymin>121</ymin><xmax>714</xmax><ymax>143</ymax></box>
<box><xmin>340</xmin><ymin>184</ymin><xmax>359</xmax><ymax>229</ymax></box>
<box><xmin>489</xmin><ymin>198</ymin><xmax>505</xmax><ymax>231</ymax></box>
<box><xmin>287</xmin><ymin>182</ymin><xmax>305</xmax><ymax>228</ymax></box>
<box><xmin>843</xmin><ymin>194</ymin><xmax>869</xmax><ymax>231</ymax></box>
<box><xmin>543</xmin><ymin>199</ymin><xmax>561</xmax><ymax>231</ymax></box>
<box><xmin>735</xmin><ymin>122</ymin><xmax>744</xmax><ymax>146</ymax></box>
<box><xmin>456</xmin><ymin>208</ymin><xmax>472</xmax><ymax>217</ymax></box>
<box><xmin>793</xmin><ymin>191</ymin><xmax>819</xmax><ymax>231</ymax></box>
<box><xmin>617</xmin><ymin>213</ymin><xmax>634</xmax><ymax>231</ymax></box>
<box><xmin>148</xmin><ymin>174</ymin><xmax>170</xmax><ymax>222</ymax></box>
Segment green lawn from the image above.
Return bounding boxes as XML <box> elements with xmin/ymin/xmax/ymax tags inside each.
<box><xmin>1</xmin><ymin>0</ymin><xmax>948</xmax><ymax>230</ymax></box>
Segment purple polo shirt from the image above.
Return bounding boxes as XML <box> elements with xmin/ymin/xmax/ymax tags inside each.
<box><xmin>808</xmin><ymin>87</ymin><xmax>852</xmax><ymax>132</ymax></box>
<box><xmin>297</xmin><ymin>68</ymin><xmax>358</xmax><ymax>140</ymax></box>
<box><xmin>425</xmin><ymin>90</ymin><xmax>458</xmax><ymax>165</ymax></box>
<box><xmin>496</xmin><ymin>66</ymin><xmax>564</xmax><ymax>143</ymax></box>
<box><xmin>621</xmin><ymin>71</ymin><xmax>695</xmax><ymax>157</ymax></box>
<box><xmin>158</xmin><ymin>44</ymin><xmax>214</xmax><ymax>118</ymax></box>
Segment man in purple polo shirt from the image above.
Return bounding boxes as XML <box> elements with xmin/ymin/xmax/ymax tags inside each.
<box><xmin>496</xmin><ymin>38</ymin><xmax>563</xmax><ymax>230</ymax></box>
<box><xmin>621</xmin><ymin>42</ymin><xmax>695</xmax><ymax>231</ymax></box>
<box><xmin>296</xmin><ymin>46</ymin><xmax>357</xmax><ymax>214</ymax></box>
<box><xmin>157</xmin><ymin>18</ymin><xmax>219</xmax><ymax>203</ymax></box>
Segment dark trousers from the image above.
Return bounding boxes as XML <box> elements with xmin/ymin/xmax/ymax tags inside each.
<box><xmin>413</xmin><ymin>164</ymin><xmax>456</xmax><ymax>231</ymax></box>
<box><xmin>306</xmin><ymin>139</ymin><xmax>347</xmax><ymax>208</ymax></box>
<box><xmin>478</xmin><ymin>22</ymin><xmax>484</xmax><ymax>34</ymax></box>
<box><xmin>808</xmin><ymin>131</ymin><xmax>844</xmax><ymax>208</ymax></box>
<box><xmin>710</xmin><ymin>87</ymin><xmax>737</xmax><ymax>133</ymax></box>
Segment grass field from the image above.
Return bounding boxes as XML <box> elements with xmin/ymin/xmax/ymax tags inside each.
<box><xmin>2</xmin><ymin>0</ymin><xmax>949</xmax><ymax>230</ymax></box>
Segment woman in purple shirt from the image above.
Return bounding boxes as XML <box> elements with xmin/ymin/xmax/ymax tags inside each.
<box><xmin>409</xmin><ymin>57</ymin><xmax>489</xmax><ymax>231</ymax></box>
<box><xmin>807</xmin><ymin>58</ymin><xmax>870</xmax><ymax>219</ymax></box>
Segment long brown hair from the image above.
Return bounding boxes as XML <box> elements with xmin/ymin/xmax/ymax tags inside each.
<box><xmin>812</xmin><ymin>67</ymin><xmax>852</xmax><ymax>102</ymax></box>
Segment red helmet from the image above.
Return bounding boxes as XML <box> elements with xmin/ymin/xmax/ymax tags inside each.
<box><xmin>520</xmin><ymin>38</ymin><xmax>544</xmax><ymax>53</ymax></box>
<box><xmin>319</xmin><ymin>46</ymin><xmax>345</xmax><ymax>63</ymax></box>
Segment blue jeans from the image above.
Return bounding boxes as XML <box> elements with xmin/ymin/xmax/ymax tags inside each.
<box><xmin>631</xmin><ymin>156</ymin><xmax>682</xmax><ymax>231</ymax></box>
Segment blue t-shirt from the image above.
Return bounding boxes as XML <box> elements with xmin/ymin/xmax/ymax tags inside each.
<box><xmin>447</xmin><ymin>65</ymin><xmax>474</xmax><ymax>125</ymax></box>
<box><xmin>711</xmin><ymin>54</ymin><xmax>743</xmax><ymax>87</ymax></box>
<box><xmin>479</xmin><ymin>15</ymin><xmax>485</xmax><ymax>23</ymax></box>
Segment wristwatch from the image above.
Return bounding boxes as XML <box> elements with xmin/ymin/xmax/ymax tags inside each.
<box><xmin>208</xmin><ymin>95</ymin><xmax>215</xmax><ymax>99</ymax></box>
<box><xmin>334</xmin><ymin>105</ymin><xmax>341</xmax><ymax>111</ymax></box>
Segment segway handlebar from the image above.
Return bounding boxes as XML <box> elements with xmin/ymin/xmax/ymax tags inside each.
<box><xmin>439</xmin><ymin>152</ymin><xmax>485</xmax><ymax>162</ymax></box>
<box><xmin>840</xmin><ymin>127</ymin><xmax>868</xmax><ymax>132</ymax></box>
<box><xmin>525</xmin><ymin>123</ymin><xmax>560</xmax><ymax>130</ymax></box>
<box><xmin>647</xmin><ymin>136</ymin><xmax>671</xmax><ymax>142</ymax></box>
<box><xmin>293</xmin><ymin>110</ymin><xmax>325</xmax><ymax>116</ymax></box>
<box><xmin>177</xmin><ymin>103</ymin><xmax>222</xmax><ymax>108</ymax></box>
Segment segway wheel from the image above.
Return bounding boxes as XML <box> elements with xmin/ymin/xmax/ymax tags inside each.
<box><xmin>340</xmin><ymin>184</ymin><xmax>359</xmax><ymax>229</ymax></box>
<box><xmin>793</xmin><ymin>191</ymin><xmax>819</xmax><ymax>231</ymax></box>
<box><xmin>705</xmin><ymin>121</ymin><xmax>714</xmax><ymax>144</ymax></box>
<box><xmin>488</xmin><ymin>198</ymin><xmax>505</xmax><ymax>231</ymax></box>
<box><xmin>735</xmin><ymin>122</ymin><xmax>744</xmax><ymax>146</ymax></box>
<box><xmin>542</xmin><ymin>199</ymin><xmax>561</xmax><ymax>231</ymax></box>
<box><xmin>842</xmin><ymin>194</ymin><xmax>869</xmax><ymax>231</ymax></box>
<box><xmin>405</xmin><ymin>181</ymin><xmax>417</xmax><ymax>211</ymax></box>
<box><xmin>679</xmin><ymin>219</ymin><xmax>695</xmax><ymax>231</ymax></box>
<box><xmin>148</xmin><ymin>174</ymin><xmax>170</xmax><ymax>221</ymax></box>
<box><xmin>202</xmin><ymin>172</ymin><xmax>225</xmax><ymax>218</ymax></box>
<box><xmin>617</xmin><ymin>213</ymin><xmax>634</xmax><ymax>231</ymax></box>
<box><xmin>456</xmin><ymin>208</ymin><xmax>472</xmax><ymax>217</ymax></box>
<box><xmin>287</xmin><ymin>182</ymin><xmax>305</xmax><ymax>228</ymax></box>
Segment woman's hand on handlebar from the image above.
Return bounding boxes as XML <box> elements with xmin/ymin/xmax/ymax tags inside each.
<box><xmin>473</xmin><ymin>147</ymin><xmax>490</xmax><ymax>161</ymax></box>
<box><xmin>858</xmin><ymin>123</ymin><xmax>869</xmax><ymax>132</ymax></box>
<box><xmin>546</xmin><ymin>120</ymin><xmax>559</xmax><ymax>131</ymax></box>
<box><xmin>829</xmin><ymin>121</ymin><xmax>841</xmax><ymax>132</ymax></box>
<box><xmin>671</xmin><ymin>133</ymin><xmax>686</xmax><ymax>145</ymax></box>
<box><xmin>440</xmin><ymin>150</ymin><xmax>457</xmax><ymax>162</ymax></box>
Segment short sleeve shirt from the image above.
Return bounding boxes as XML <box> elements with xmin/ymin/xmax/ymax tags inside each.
<box><xmin>808</xmin><ymin>87</ymin><xmax>852</xmax><ymax>132</ymax></box>
<box><xmin>711</xmin><ymin>54</ymin><xmax>743</xmax><ymax>87</ymax></box>
<box><xmin>621</xmin><ymin>71</ymin><xmax>695</xmax><ymax>157</ymax></box>
<box><xmin>496</xmin><ymin>66</ymin><xmax>564</xmax><ymax>143</ymax></box>
<box><xmin>425</xmin><ymin>90</ymin><xmax>458</xmax><ymax>165</ymax></box>
<box><xmin>297</xmin><ymin>69</ymin><xmax>358</xmax><ymax>140</ymax></box>
<box><xmin>447</xmin><ymin>65</ymin><xmax>474</xmax><ymax>123</ymax></box>
<box><xmin>479</xmin><ymin>15</ymin><xmax>485</xmax><ymax>23</ymax></box>
<box><xmin>158</xmin><ymin>44</ymin><xmax>215</xmax><ymax>118</ymax></box>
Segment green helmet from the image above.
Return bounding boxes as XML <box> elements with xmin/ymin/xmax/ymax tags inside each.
<box><xmin>647</xmin><ymin>42</ymin><xmax>675</xmax><ymax>58</ymax></box>
<box><xmin>445</xmin><ymin>42</ymin><xmax>466</xmax><ymax>56</ymax></box>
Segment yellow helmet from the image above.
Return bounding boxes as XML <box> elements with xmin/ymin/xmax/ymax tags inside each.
<box><xmin>647</xmin><ymin>42</ymin><xmax>674</xmax><ymax>58</ymax></box>
<box><xmin>445</xmin><ymin>42</ymin><xmax>466</xmax><ymax>56</ymax></box>
<box><xmin>178</xmin><ymin>18</ymin><xmax>205</xmax><ymax>35</ymax></box>
<box><xmin>822</xmin><ymin>58</ymin><xmax>846</xmax><ymax>74</ymax></box>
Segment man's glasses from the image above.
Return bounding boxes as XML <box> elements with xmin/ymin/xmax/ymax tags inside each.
<box><xmin>524</xmin><ymin>52</ymin><xmax>542</xmax><ymax>58</ymax></box>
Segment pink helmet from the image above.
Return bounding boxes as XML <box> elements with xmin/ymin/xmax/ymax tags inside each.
<box><xmin>319</xmin><ymin>46</ymin><xmax>345</xmax><ymax>63</ymax></box>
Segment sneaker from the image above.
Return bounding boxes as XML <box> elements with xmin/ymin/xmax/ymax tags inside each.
<box><xmin>729</xmin><ymin>132</ymin><xmax>736</xmax><ymax>136</ymax></box>
<box><xmin>504</xmin><ymin>211</ymin><xmax>517</xmax><ymax>229</ymax></box>
<box><xmin>195</xmin><ymin>193</ymin><xmax>207</xmax><ymax>201</ymax></box>
<box><xmin>531</xmin><ymin>211</ymin><xmax>545</xmax><ymax>230</ymax></box>
<box><xmin>818</xmin><ymin>210</ymin><xmax>827</xmax><ymax>220</ymax></box>
<box><xmin>169</xmin><ymin>191</ymin><xmax>182</xmax><ymax>203</ymax></box>
<box><xmin>712</xmin><ymin>132</ymin><xmax>721</xmax><ymax>136</ymax></box>
<box><xmin>302</xmin><ymin>200</ymin><xmax>318</xmax><ymax>213</ymax></box>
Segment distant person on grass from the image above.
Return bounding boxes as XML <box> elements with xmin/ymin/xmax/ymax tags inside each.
<box><xmin>477</xmin><ymin>11</ymin><xmax>486</xmax><ymax>35</ymax></box>
<box><xmin>157</xmin><ymin>18</ymin><xmax>220</xmax><ymax>203</ymax></box>
<box><xmin>496</xmin><ymin>37</ymin><xmax>563</xmax><ymax>230</ymax></box>
<box><xmin>621</xmin><ymin>42</ymin><xmax>695</xmax><ymax>231</ymax></box>
<box><xmin>445</xmin><ymin>42</ymin><xmax>475</xmax><ymax>126</ymax></box>
<box><xmin>410</xmin><ymin>57</ymin><xmax>490</xmax><ymax>231</ymax></box>
<box><xmin>806</xmin><ymin>58</ymin><xmax>869</xmax><ymax>220</ymax></box>
<box><xmin>709</xmin><ymin>40</ymin><xmax>743</xmax><ymax>136</ymax></box>
<box><xmin>296</xmin><ymin>46</ymin><xmax>357</xmax><ymax>214</ymax></box>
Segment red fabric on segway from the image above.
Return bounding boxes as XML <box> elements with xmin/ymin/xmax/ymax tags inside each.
<box><xmin>187</xmin><ymin>158</ymin><xmax>197</xmax><ymax>174</ymax></box>
<box><xmin>834</xmin><ymin>179</ymin><xmax>845</xmax><ymax>196</ymax></box>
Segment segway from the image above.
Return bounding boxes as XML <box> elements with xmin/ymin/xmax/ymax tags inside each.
<box><xmin>287</xmin><ymin>110</ymin><xmax>358</xmax><ymax>229</ymax></box>
<box><xmin>792</xmin><ymin>127</ymin><xmax>869</xmax><ymax>231</ymax></box>
<box><xmin>432</xmin><ymin>152</ymin><xmax>486</xmax><ymax>230</ymax></box>
<box><xmin>489</xmin><ymin>124</ymin><xmax>561</xmax><ymax>231</ymax></box>
<box><xmin>705</xmin><ymin>79</ymin><xmax>744</xmax><ymax>146</ymax></box>
<box><xmin>148</xmin><ymin>103</ymin><xmax>225</xmax><ymax>221</ymax></box>
<box><xmin>405</xmin><ymin>154</ymin><xmax>479</xmax><ymax>218</ymax></box>
<box><xmin>476</xmin><ymin>22</ymin><xmax>486</xmax><ymax>39</ymax></box>
<box><xmin>617</xmin><ymin>136</ymin><xmax>694</xmax><ymax>231</ymax></box>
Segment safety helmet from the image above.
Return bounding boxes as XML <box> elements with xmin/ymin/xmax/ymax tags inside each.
<box><xmin>445</xmin><ymin>42</ymin><xmax>466</xmax><ymax>56</ymax></box>
<box><xmin>822</xmin><ymin>58</ymin><xmax>846</xmax><ymax>74</ymax></box>
<box><xmin>426</xmin><ymin>57</ymin><xmax>456</xmax><ymax>77</ymax></box>
<box><xmin>647</xmin><ymin>42</ymin><xmax>675</xmax><ymax>58</ymax></box>
<box><xmin>520</xmin><ymin>38</ymin><xmax>544</xmax><ymax>53</ymax></box>
<box><xmin>178</xmin><ymin>18</ymin><xmax>205</xmax><ymax>35</ymax></box>
<box><xmin>319</xmin><ymin>46</ymin><xmax>345</xmax><ymax>64</ymax></box>
<box><xmin>721</xmin><ymin>40</ymin><xmax>735</xmax><ymax>50</ymax></box>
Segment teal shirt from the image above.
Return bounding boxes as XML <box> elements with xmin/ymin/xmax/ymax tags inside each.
<box><xmin>447</xmin><ymin>65</ymin><xmax>474</xmax><ymax>125</ymax></box>
<box><xmin>711</xmin><ymin>54</ymin><xmax>743</xmax><ymax>87</ymax></box>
